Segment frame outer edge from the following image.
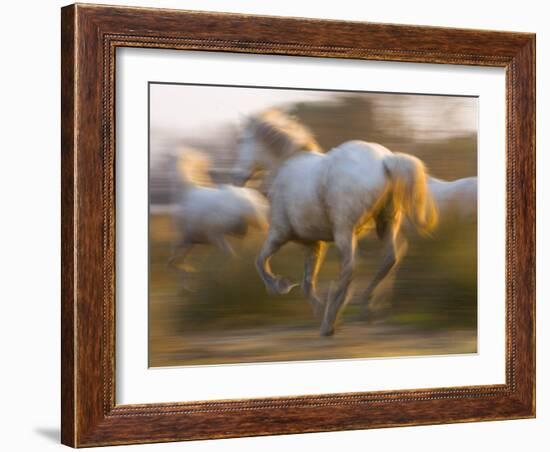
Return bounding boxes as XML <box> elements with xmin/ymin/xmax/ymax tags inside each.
<box><xmin>530</xmin><ymin>35</ymin><xmax>536</xmax><ymax>417</ymax></box>
<box><xmin>61</xmin><ymin>3</ymin><xmax>77</xmax><ymax>448</ymax></box>
<box><xmin>513</xmin><ymin>35</ymin><xmax>536</xmax><ymax>415</ymax></box>
<box><xmin>60</xmin><ymin>3</ymin><xmax>536</xmax><ymax>446</ymax></box>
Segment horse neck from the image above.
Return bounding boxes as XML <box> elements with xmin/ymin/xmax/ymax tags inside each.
<box><xmin>275</xmin><ymin>140</ymin><xmax>322</xmax><ymax>163</ymax></box>
<box><xmin>267</xmin><ymin>147</ymin><xmax>320</xmax><ymax>179</ymax></box>
<box><xmin>249</xmin><ymin>123</ymin><xmax>322</xmax><ymax>167</ymax></box>
<box><xmin>172</xmin><ymin>170</ymin><xmax>194</xmax><ymax>202</ymax></box>
<box><xmin>178</xmin><ymin>175</ymin><xmax>195</xmax><ymax>191</ymax></box>
<box><xmin>236</xmin><ymin>129</ymin><xmax>321</xmax><ymax>183</ymax></box>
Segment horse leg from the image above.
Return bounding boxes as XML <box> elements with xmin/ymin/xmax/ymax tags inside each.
<box><xmin>168</xmin><ymin>239</ymin><xmax>196</xmax><ymax>290</ymax></box>
<box><xmin>256</xmin><ymin>231</ymin><xmax>298</xmax><ymax>295</ymax></box>
<box><xmin>168</xmin><ymin>239</ymin><xmax>193</xmax><ymax>270</ymax></box>
<box><xmin>360</xmin><ymin>219</ymin><xmax>406</xmax><ymax>316</ymax></box>
<box><xmin>303</xmin><ymin>241</ymin><xmax>328</xmax><ymax>319</ymax></box>
<box><xmin>320</xmin><ymin>230</ymin><xmax>356</xmax><ymax>336</ymax></box>
<box><xmin>209</xmin><ymin>234</ymin><xmax>235</xmax><ymax>257</ymax></box>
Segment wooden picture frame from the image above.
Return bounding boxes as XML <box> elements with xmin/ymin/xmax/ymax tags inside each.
<box><xmin>61</xmin><ymin>3</ymin><xmax>535</xmax><ymax>447</ymax></box>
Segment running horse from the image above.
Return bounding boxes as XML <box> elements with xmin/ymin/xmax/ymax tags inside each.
<box><xmin>233</xmin><ymin>110</ymin><xmax>438</xmax><ymax>336</ymax></box>
<box><xmin>169</xmin><ymin>148</ymin><xmax>269</xmax><ymax>279</ymax></box>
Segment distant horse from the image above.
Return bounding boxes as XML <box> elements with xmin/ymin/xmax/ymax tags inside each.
<box><xmin>428</xmin><ymin>177</ymin><xmax>477</xmax><ymax>226</ymax></box>
<box><xmin>395</xmin><ymin>176</ymin><xmax>476</xmax><ymax>244</ymax></box>
<box><xmin>169</xmin><ymin>148</ymin><xmax>269</xmax><ymax>277</ymax></box>
<box><xmin>367</xmin><ymin>176</ymin><xmax>476</xmax><ymax>314</ymax></box>
<box><xmin>233</xmin><ymin>110</ymin><xmax>438</xmax><ymax>336</ymax></box>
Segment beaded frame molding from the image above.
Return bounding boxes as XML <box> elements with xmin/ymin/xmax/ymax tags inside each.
<box><xmin>61</xmin><ymin>3</ymin><xmax>535</xmax><ymax>447</ymax></box>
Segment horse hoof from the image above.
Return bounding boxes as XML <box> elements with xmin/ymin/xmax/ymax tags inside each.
<box><xmin>274</xmin><ymin>278</ymin><xmax>299</xmax><ymax>295</ymax></box>
<box><xmin>320</xmin><ymin>325</ymin><xmax>335</xmax><ymax>337</ymax></box>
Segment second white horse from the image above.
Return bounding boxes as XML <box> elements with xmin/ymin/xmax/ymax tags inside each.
<box><xmin>170</xmin><ymin>148</ymin><xmax>269</xmax><ymax>277</ymax></box>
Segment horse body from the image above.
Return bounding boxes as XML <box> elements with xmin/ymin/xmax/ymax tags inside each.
<box><xmin>170</xmin><ymin>148</ymin><xmax>268</xmax><ymax>272</ymax></box>
<box><xmin>175</xmin><ymin>185</ymin><xmax>268</xmax><ymax>242</ymax></box>
<box><xmin>429</xmin><ymin>176</ymin><xmax>477</xmax><ymax>224</ymax></box>
<box><xmin>269</xmin><ymin>141</ymin><xmax>390</xmax><ymax>244</ymax></box>
<box><xmin>236</xmin><ymin>111</ymin><xmax>437</xmax><ymax>336</ymax></box>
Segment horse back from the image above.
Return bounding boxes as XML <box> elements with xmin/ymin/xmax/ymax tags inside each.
<box><xmin>324</xmin><ymin>142</ymin><xmax>389</xmax><ymax>226</ymax></box>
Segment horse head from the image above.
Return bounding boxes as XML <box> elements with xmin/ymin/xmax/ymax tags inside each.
<box><xmin>232</xmin><ymin>109</ymin><xmax>321</xmax><ymax>186</ymax></box>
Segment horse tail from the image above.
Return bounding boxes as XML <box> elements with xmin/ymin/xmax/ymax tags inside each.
<box><xmin>382</xmin><ymin>152</ymin><xmax>438</xmax><ymax>235</ymax></box>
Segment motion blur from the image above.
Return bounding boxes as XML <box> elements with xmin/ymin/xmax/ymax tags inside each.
<box><xmin>149</xmin><ymin>84</ymin><xmax>477</xmax><ymax>366</ymax></box>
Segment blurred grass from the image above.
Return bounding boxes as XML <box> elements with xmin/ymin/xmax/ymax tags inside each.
<box><xmin>149</xmin><ymin>213</ymin><xmax>477</xmax><ymax>366</ymax></box>
<box><xmin>386</xmin><ymin>224</ymin><xmax>477</xmax><ymax>330</ymax></box>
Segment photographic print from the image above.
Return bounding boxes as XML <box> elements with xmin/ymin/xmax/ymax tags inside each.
<box><xmin>61</xmin><ymin>6</ymin><xmax>535</xmax><ymax>445</ymax></box>
<box><xmin>148</xmin><ymin>82</ymin><xmax>478</xmax><ymax>367</ymax></box>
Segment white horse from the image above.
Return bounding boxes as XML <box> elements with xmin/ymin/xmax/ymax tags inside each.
<box><xmin>367</xmin><ymin>175</ymin><xmax>476</xmax><ymax>314</ymax></box>
<box><xmin>428</xmin><ymin>177</ymin><xmax>477</xmax><ymax>226</ymax></box>
<box><xmin>395</xmin><ymin>177</ymin><xmax>476</xmax><ymax>241</ymax></box>
<box><xmin>169</xmin><ymin>148</ymin><xmax>269</xmax><ymax>276</ymax></box>
<box><xmin>234</xmin><ymin>110</ymin><xmax>438</xmax><ymax>336</ymax></box>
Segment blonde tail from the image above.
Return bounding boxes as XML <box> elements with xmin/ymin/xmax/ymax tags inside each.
<box><xmin>382</xmin><ymin>152</ymin><xmax>438</xmax><ymax>235</ymax></box>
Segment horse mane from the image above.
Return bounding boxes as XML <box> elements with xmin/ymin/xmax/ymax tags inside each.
<box><xmin>176</xmin><ymin>147</ymin><xmax>214</xmax><ymax>188</ymax></box>
<box><xmin>247</xmin><ymin>109</ymin><xmax>321</xmax><ymax>155</ymax></box>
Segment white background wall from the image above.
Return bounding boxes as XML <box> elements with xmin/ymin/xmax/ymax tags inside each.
<box><xmin>0</xmin><ymin>1</ymin><xmax>545</xmax><ymax>450</ymax></box>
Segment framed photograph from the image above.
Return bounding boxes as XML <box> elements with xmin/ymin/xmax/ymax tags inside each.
<box><xmin>61</xmin><ymin>3</ymin><xmax>535</xmax><ymax>447</ymax></box>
